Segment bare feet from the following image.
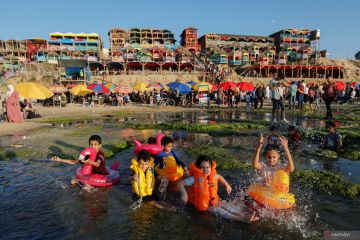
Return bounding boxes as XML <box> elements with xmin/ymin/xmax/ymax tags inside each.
<box><xmin>70</xmin><ymin>179</ymin><xmax>79</xmax><ymax>185</ymax></box>
<box><xmin>248</xmin><ymin>212</ymin><xmax>259</xmax><ymax>222</ymax></box>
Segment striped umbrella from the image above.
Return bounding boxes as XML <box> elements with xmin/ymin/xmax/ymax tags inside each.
<box><xmin>115</xmin><ymin>85</ymin><xmax>133</xmax><ymax>94</ymax></box>
<box><xmin>147</xmin><ymin>82</ymin><xmax>164</xmax><ymax>89</ymax></box>
<box><xmin>87</xmin><ymin>83</ymin><xmax>111</xmax><ymax>94</ymax></box>
<box><xmin>49</xmin><ymin>85</ymin><xmax>68</xmax><ymax>93</ymax></box>
<box><xmin>105</xmin><ymin>83</ymin><xmax>117</xmax><ymax>93</ymax></box>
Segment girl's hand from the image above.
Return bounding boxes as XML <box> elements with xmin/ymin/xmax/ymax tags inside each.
<box><xmin>225</xmin><ymin>184</ymin><xmax>232</xmax><ymax>195</ymax></box>
<box><xmin>258</xmin><ymin>133</ymin><xmax>264</xmax><ymax>146</ymax></box>
<box><xmin>279</xmin><ymin>136</ymin><xmax>289</xmax><ymax>149</ymax></box>
<box><xmin>184</xmin><ymin>167</ymin><xmax>189</xmax><ymax>176</ymax></box>
<box><xmin>181</xmin><ymin>194</ymin><xmax>188</xmax><ymax>204</ymax></box>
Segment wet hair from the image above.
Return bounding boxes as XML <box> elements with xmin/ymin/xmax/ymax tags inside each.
<box><xmin>89</xmin><ymin>135</ymin><xmax>102</xmax><ymax>145</ymax></box>
<box><xmin>195</xmin><ymin>155</ymin><xmax>212</xmax><ymax>168</ymax></box>
<box><xmin>147</xmin><ymin>137</ymin><xmax>156</xmax><ymax>144</ymax></box>
<box><xmin>137</xmin><ymin>149</ymin><xmax>151</xmax><ymax>162</ymax></box>
<box><xmin>288</xmin><ymin>125</ymin><xmax>296</xmax><ymax>132</ymax></box>
<box><xmin>264</xmin><ymin>144</ymin><xmax>280</xmax><ymax>156</ymax></box>
<box><xmin>161</xmin><ymin>136</ymin><xmax>173</xmax><ymax>146</ymax></box>
<box><xmin>269</xmin><ymin>125</ymin><xmax>278</xmax><ymax>132</ymax></box>
<box><xmin>326</xmin><ymin>121</ymin><xmax>336</xmax><ymax>128</ymax></box>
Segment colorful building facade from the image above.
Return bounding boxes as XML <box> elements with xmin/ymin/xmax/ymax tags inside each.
<box><xmin>180</xmin><ymin>27</ymin><xmax>199</xmax><ymax>53</ymax></box>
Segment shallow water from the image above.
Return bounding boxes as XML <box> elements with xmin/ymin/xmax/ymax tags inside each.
<box><xmin>1</xmin><ymin>110</ymin><xmax>359</xmax><ymax>240</ymax></box>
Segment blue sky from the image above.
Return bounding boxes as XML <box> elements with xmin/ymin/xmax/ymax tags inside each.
<box><xmin>0</xmin><ymin>0</ymin><xmax>359</xmax><ymax>59</ymax></box>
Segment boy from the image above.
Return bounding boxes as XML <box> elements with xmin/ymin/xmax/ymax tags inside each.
<box><xmin>51</xmin><ymin>135</ymin><xmax>106</xmax><ymax>188</ymax></box>
<box><xmin>130</xmin><ymin>150</ymin><xmax>155</xmax><ymax>199</ymax></box>
<box><xmin>268</xmin><ymin>125</ymin><xmax>279</xmax><ymax>145</ymax></box>
<box><xmin>287</xmin><ymin>125</ymin><xmax>301</xmax><ymax>150</ymax></box>
<box><xmin>323</xmin><ymin>121</ymin><xmax>342</xmax><ymax>152</ymax></box>
<box><xmin>154</xmin><ymin>136</ymin><xmax>187</xmax><ymax>174</ymax></box>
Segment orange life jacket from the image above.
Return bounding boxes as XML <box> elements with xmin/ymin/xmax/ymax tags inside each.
<box><xmin>188</xmin><ymin>161</ymin><xmax>219</xmax><ymax>211</ymax></box>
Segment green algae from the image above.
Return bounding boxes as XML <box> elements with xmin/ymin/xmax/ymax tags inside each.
<box><xmin>185</xmin><ymin>144</ymin><xmax>252</xmax><ymax>170</ymax></box>
<box><xmin>122</xmin><ymin>122</ymin><xmax>266</xmax><ymax>132</ymax></box>
<box><xmin>102</xmin><ymin>140</ymin><xmax>132</xmax><ymax>159</ymax></box>
<box><xmin>291</xmin><ymin>169</ymin><xmax>360</xmax><ymax>199</ymax></box>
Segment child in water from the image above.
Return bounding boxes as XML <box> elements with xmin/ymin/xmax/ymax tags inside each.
<box><xmin>130</xmin><ymin>150</ymin><xmax>155</xmax><ymax>200</ymax></box>
<box><xmin>267</xmin><ymin>125</ymin><xmax>279</xmax><ymax>145</ymax></box>
<box><xmin>253</xmin><ymin>134</ymin><xmax>295</xmax><ymax>186</ymax></box>
<box><xmin>178</xmin><ymin>155</ymin><xmax>258</xmax><ymax>223</ymax></box>
<box><xmin>129</xmin><ymin>149</ymin><xmax>176</xmax><ymax>211</ymax></box>
<box><xmin>51</xmin><ymin>135</ymin><xmax>106</xmax><ymax>191</ymax></box>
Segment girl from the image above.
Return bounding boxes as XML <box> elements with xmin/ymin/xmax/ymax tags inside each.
<box><xmin>178</xmin><ymin>155</ymin><xmax>258</xmax><ymax>223</ymax></box>
<box><xmin>253</xmin><ymin>134</ymin><xmax>294</xmax><ymax>186</ymax></box>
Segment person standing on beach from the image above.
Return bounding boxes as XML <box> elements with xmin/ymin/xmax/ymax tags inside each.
<box><xmin>322</xmin><ymin>76</ymin><xmax>336</xmax><ymax>120</ymax></box>
<box><xmin>269</xmin><ymin>74</ymin><xmax>288</xmax><ymax>122</ymax></box>
<box><xmin>6</xmin><ymin>85</ymin><xmax>24</xmax><ymax>123</ymax></box>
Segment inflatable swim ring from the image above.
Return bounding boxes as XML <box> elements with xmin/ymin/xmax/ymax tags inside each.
<box><xmin>155</xmin><ymin>156</ymin><xmax>184</xmax><ymax>182</ymax></box>
<box><xmin>134</xmin><ymin>132</ymin><xmax>165</xmax><ymax>155</ymax></box>
<box><xmin>247</xmin><ymin>170</ymin><xmax>295</xmax><ymax>209</ymax></box>
<box><xmin>75</xmin><ymin>148</ymin><xmax>120</xmax><ymax>187</ymax></box>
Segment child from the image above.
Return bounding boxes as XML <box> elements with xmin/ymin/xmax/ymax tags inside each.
<box><xmin>130</xmin><ymin>149</ymin><xmax>176</xmax><ymax>211</ymax></box>
<box><xmin>267</xmin><ymin>125</ymin><xmax>279</xmax><ymax>145</ymax></box>
<box><xmin>51</xmin><ymin>135</ymin><xmax>106</xmax><ymax>188</ymax></box>
<box><xmin>130</xmin><ymin>150</ymin><xmax>155</xmax><ymax>200</ymax></box>
<box><xmin>287</xmin><ymin>125</ymin><xmax>301</xmax><ymax>150</ymax></box>
<box><xmin>253</xmin><ymin>134</ymin><xmax>294</xmax><ymax>186</ymax></box>
<box><xmin>323</xmin><ymin>121</ymin><xmax>342</xmax><ymax>152</ymax></box>
<box><xmin>154</xmin><ymin>136</ymin><xmax>188</xmax><ymax>175</ymax></box>
<box><xmin>147</xmin><ymin>137</ymin><xmax>156</xmax><ymax>144</ymax></box>
<box><xmin>178</xmin><ymin>155</ymin><xmax>258</xmax><ymax>223</ymax></box>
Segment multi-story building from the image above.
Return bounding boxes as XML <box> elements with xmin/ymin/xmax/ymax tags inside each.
<box><xmin>47</xmin><ymin>32</ymin><xmax>103</xmax><ymax>62</ymax></box>
<box><xmin>198</xmin><ymin>33</ymin><xmax>275</xmax><ymax>65</ymax></box>
<box><xmin>269</xmin><ymin>28</ymin><xmax>320</xmax><ymax>64</ymax></box>
<box><xmin>27</xmin><ymin>39</ymin><xmax>47</xmax><ymax>62</ymax></box>
<box><xmin>180</xmin><ymin>27</ymin><xmax>199</xmax><ymax>53</ymax></box>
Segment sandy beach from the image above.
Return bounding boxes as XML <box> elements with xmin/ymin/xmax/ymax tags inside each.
<box><xmin>0</xmin><ymin>104</ymin><xmax>197</xmax><ymax>136</ymax></box>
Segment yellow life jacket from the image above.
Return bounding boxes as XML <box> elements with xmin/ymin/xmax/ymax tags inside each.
<box><xmin>130</xmin><ymin>158</ymin><xmax>155</xmax><ymax>197</ymax></box>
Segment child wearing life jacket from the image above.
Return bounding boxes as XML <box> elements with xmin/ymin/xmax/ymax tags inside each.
<box><xmin>253</xmin><ymin>134</ymin><xmax>294</xmax><ymax>186</ymax></box>
<box><xmin>129</xmin><ymin>149</ymin><xmax>155</xmax><ymax>200</ymax></box>
<box><xmin>51</xmin><ymin>135</ymin><xmax>106</xmax><ymax>190</ymax></box>
<box><xmin>178</xmin><ymin>155</ymin><xmax>258</xmax><ymax>223</ymax></box>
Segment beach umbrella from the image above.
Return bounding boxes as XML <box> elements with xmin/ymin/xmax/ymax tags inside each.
<box><xmin>70</xmin><ymin>84</ymin><xmax>93</xmax><ymax>96</ymax></box>
<box><xmin>115</xmin><ymin>84</ymin><xmax>133</xmax><ymax>94</ymax></box>
<box><xmin>193</xmin><ymin>82</ymin><xmax>213</xmax><ymax>92</ymax></box>
<box><xmin>168</xmin><ymin>82</ymin><xmax>191</xmax><ymax>94</ymax></box>
<box><xmin>350</xmin><ymin>82</ymin><xmax>360</xmax><ymax>89</ymax></box>
<box><xmin>87</xmin><ymin>83</ymin><xmax>111</xmax><ymax>94</ymax></box>
<box><xmin>237</xmin><ymin>82</ymin><xmax>255</xmax><ymax>91</ymax></box>
<box><xmin>147</xmin><ymin>82</ymin><xmax>164</xmax><ymax>89</ymax></box>
<box><xmin>218</xmin><ymin>81</ymin><xmax>237</xmax><ymax>91</ymax></box>
<box><xmin>15</xmin><ymin>82</ymin><xmax>54</xmax><ymax>100</ymax></box>
<box><xmin>210</xmin><ymin>83</ymin><xmax>219</xmax><ymax>92</ymax></box>
<box><xmin>66</xmin><ymin>83</ymin><xmax>76</xmax><ymax>89</ymax></box>
<box><xmin>49</xmin><ymin>85</ymin><xmax>68</xmax><ymax>93</ymax></box>
<box><xmin>335</xmin><ymin>81</ymin><xmax>346</xmax><ymax>91</ymax></box>
<box><xmin>186</xmin><ymin>80</ymin><xmax>197</xmax><ymax>85</ymax></box>
<box><xmin>134</xmin><ymin>82</ymin><xmax>150</xmax><ymax>92</ymax></box>
<box><xmin>105</xmin><ymin>83</ymin><xmax>117</xmax><ymax>93</ymax></box>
